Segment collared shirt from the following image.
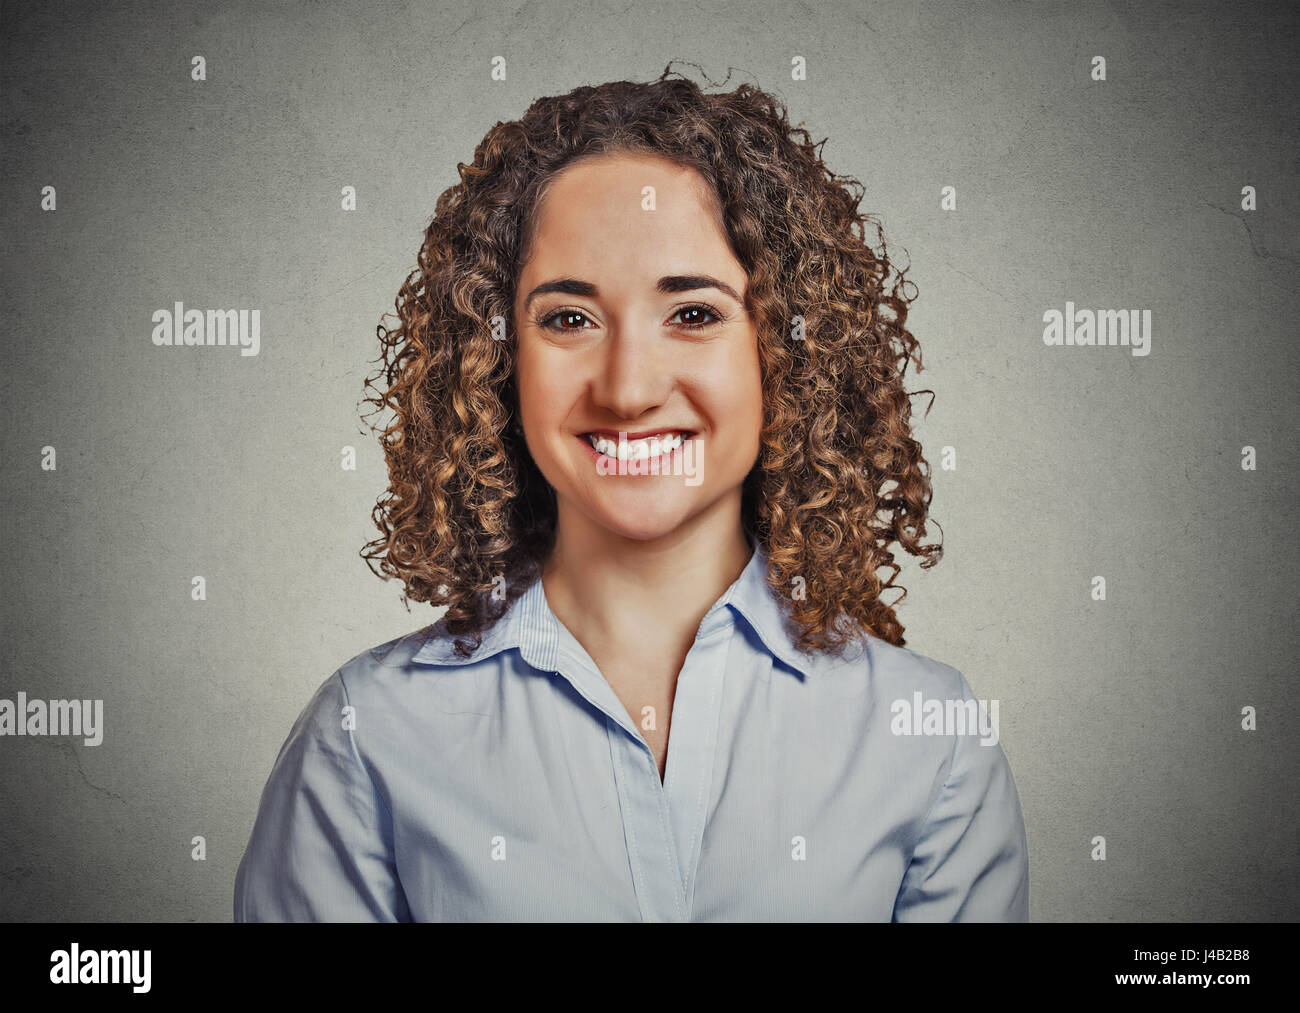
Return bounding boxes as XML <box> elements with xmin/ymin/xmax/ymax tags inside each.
<box><xmin>234</xmin><ymin>539</ymin><xmax>1029</xmax><ymax>921</ymax></box>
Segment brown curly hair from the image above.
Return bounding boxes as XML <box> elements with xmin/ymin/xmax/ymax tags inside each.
<box><xmin>360</xmin><ymin>64</ymin><xmax>942</xmax><ymax>659</ymax></box>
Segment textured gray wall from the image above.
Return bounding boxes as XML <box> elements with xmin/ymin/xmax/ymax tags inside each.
<box><xmin>1</xmin><ymin>0</ymin><xmax>1296</xmax><ymax>921</ymax></box>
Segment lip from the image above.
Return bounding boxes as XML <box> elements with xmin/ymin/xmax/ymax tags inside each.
<box><xmin>581</xmin><ymin>427</ymin><xmax>697</xmax><ymax>440</ymax></box>
<box><xmin>576</xmin><ymin>431</ymin><xmax>692</xmax><ymax>470</ymax></box>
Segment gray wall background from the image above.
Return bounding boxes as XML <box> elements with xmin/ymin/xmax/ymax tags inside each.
<box><xmin>1</xmin><ymin>0</ymin><xmax>1296</xmax><ymax>921</ymax></box>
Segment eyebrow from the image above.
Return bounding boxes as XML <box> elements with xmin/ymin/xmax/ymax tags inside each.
<box><xmin>522</xmin><ymin>275</ymin><xmax>743</xmax><ymax>312</ymax></box>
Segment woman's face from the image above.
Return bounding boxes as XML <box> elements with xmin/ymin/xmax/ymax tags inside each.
<box><xmin>513</xmin><ymin>151</ymin><xmax>763</xmax><ymax>545</ymax></box>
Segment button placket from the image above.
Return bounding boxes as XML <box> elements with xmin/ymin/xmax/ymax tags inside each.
<box><xmin>532</xmin><ymin>585</ymin><xmax>741</xmax><ymax>922</ymax></box>
<box><xmin>661</xmin><ymin>621</ymin><xmax>732</xmax><ymax>915</ymax></box>
<box><xmin>606</xmin><ymin>715</ymin><xmax>687</xmax><ymax>921</ymax></box>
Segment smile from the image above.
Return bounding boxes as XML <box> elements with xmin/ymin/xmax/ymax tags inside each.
<box><xmin>581</xmin><ymin>430</ymin><xmax>692</xmax><ymax>462</ymax></box>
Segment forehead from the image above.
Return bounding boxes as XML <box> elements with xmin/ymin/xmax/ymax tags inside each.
<box><xmin>540</xmin><ymin>152</ymin><xmax>720</xmax><ymax>214</ymax></box>
<box><xmin>521</xmin><ymin>152</ymin><xmax>735</xmax><ymax>279</ymax></box>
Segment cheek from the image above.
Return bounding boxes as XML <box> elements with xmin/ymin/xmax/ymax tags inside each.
<box><xmin>701</xmin><ymin>346</ymin><xmax>763</xmax><ymax>430</ymax></box>
<box><xmin>516</xmin><ymin>342</ymin><xmax>583</xmax><ymax>442</ymax></box>
<box><xmin>515</xmin><ymin>340</ymin><xmax>553</xmax><ymax>410</ymax></box>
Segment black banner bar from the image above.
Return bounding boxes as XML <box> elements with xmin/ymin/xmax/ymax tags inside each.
<box><xmin>0</xmin><ymin>922</ymin><xmax>1278</xmax><ymax>998</ymax></box>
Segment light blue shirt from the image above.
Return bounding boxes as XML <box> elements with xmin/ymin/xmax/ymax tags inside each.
<box><xmin>234</xmin><ymin>539</ymin><xmax>1029</xmax><ymax>921</ymax></box>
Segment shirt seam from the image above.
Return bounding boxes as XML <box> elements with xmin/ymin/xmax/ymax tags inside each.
<box><xmin>335</xmin><ymin>669</ymin><xmax>398</xmax><ymax>830</ymax></box>
<box><xmin>904</xmin><ymin>701</ymin><xmax>962</xmax><ymax>869</ymax></box>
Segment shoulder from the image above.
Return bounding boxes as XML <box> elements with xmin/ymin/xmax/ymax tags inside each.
<box><xmin>332</xmin><ymin>626</ymin><xmax>444</xmax><ymax>695</ymax></box>
<box><xmin>320</xmin><ymin>623</ymin><xmax>484</xmax><ymax>715</ymax></box>
<box><xmin>264</xmin><ymin>628</ymin><xmax>435</xmax><ymax>757</ymax></box>
<box><xmin>859</xmin><ymin>633</ymin><xmax>968</xmax><ymax>698</ymax></box>
<box><xmin>269</xmin><ymin>626</ymin><xmax>449</xmax><ymax>746</ymax></box>
<box><xmin>292</xmin><ymin>623</ymin><xmax>507</xmax><ymax>760</ymax></box>
<box><xmin>849</xmin><ymin>635</ymin><xmax>1014</xmax><ymax>808</ymax></box>
<box><xmin>855</xmin><ymin>634</ymin><xmax>997</xmax><ymax>744</ymax></box>
<box><xmin>816</xmin><ymin>632</ymin><xmax>1007</xmax><ymax>786</ymax></box>
<box><xmin>810</xmin><ymin>629</ymin><xmax>971</xmax><ymax>705</ymax></box>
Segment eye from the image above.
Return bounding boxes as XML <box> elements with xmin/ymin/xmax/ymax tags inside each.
<box><xmin>670</xmin><ymin>303</ymin><xmax>726</xmax><ymax>329</ymax></box>
<box><xmin>534</xmin><ymin>308</ymin><xmax>594</xmax><ymax>332</ymax></box>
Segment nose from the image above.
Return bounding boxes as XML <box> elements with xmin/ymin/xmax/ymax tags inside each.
<box><xmin>588</xmin><ymin>321</ymin><xmax>674</xmax><ymax>422</ymax></box>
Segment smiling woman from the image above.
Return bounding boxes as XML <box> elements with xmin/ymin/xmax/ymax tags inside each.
<box><xmin>233</xmin><ymin>66</ymin><xmax>1030</xmax><ymax>922</ymax></box>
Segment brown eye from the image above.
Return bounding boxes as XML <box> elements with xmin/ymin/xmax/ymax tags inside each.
<box><xmin>671</xmin><ymin>304</ymin><xmax>725</xmax><ymax>329</ymax></box>
<box><xmin>536</xmin><ymin>309</ymin><xmax>593</xmax><ymax>331</ymax></box>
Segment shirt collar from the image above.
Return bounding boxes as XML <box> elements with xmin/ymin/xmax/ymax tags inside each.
<box><xmin>411</xmin><ymin>536</ymin><xmax>817</xmax><ymax>678</ymax></box>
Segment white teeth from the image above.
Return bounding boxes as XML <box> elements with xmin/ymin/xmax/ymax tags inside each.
<box><xmin>586</xmin><ymin>431</ymin><xmax>686</xmax><ymax>461</ymax></box>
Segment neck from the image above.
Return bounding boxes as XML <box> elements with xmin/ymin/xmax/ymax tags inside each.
<box><xmin>540</xmin><ymin>492</ymin><xmax>753</xmax><ymax>662</ymax></box>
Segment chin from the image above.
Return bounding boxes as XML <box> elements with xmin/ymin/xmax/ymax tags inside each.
<box><xmin>583</xmin><ymin>495</ymin><xmax>697</xmax><ymax>542</ymax></box>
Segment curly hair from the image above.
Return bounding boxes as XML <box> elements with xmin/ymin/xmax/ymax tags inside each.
<box><xmin>360</xmin><ymin>64</ymin><xmax>942</xmax><ymax>659</ymax></box>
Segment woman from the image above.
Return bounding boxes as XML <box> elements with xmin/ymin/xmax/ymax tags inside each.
<box><xmin>234</xmin><ymin>69</ymin><xmax>1029</xmax><ymax>922</ymax></box>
